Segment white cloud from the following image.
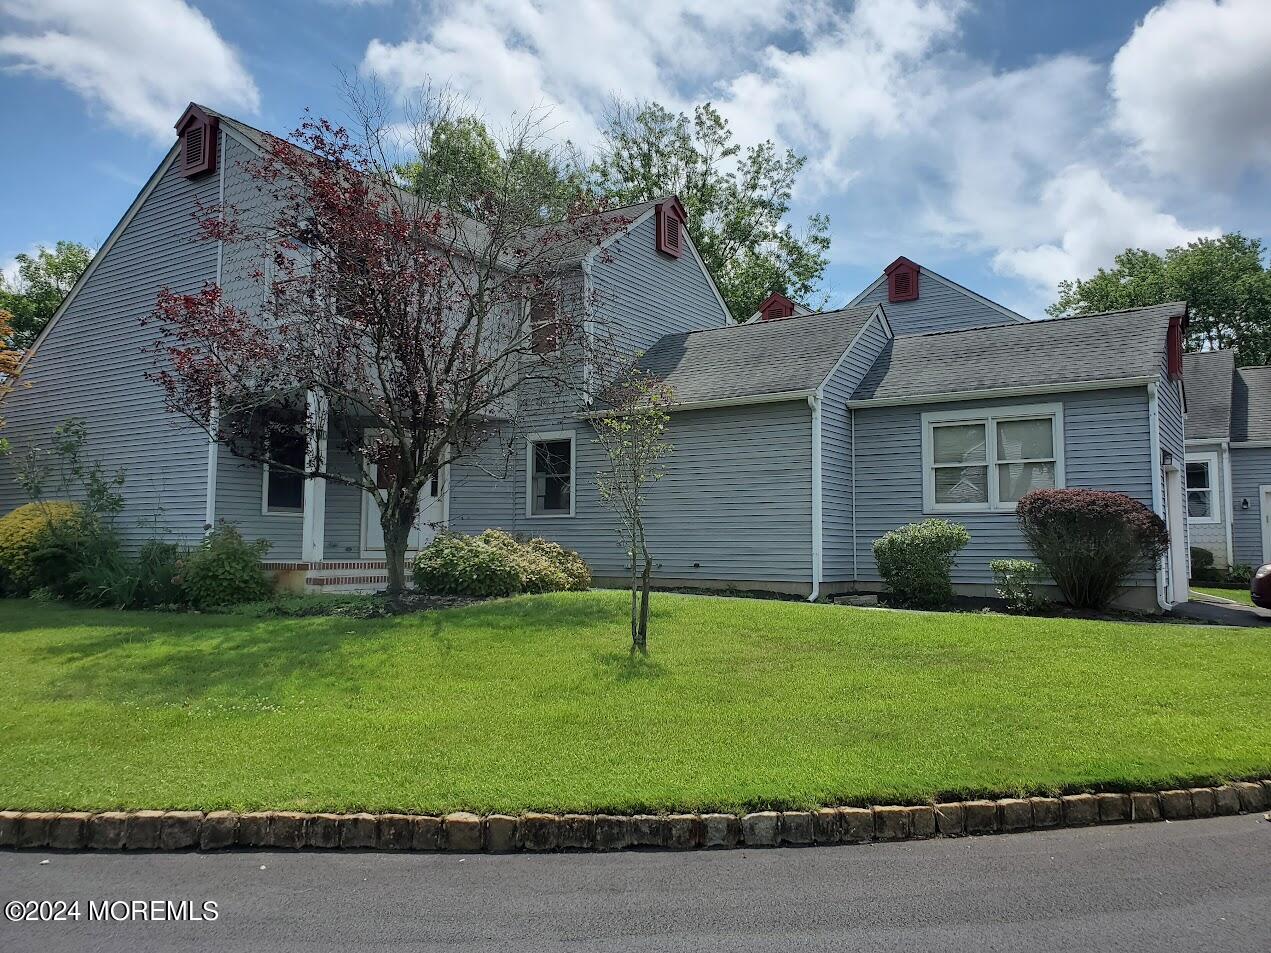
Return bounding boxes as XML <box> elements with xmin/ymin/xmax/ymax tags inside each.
<box><xmin>993</xmin><ymin>165</ymin><xmax>1218</xmax><ymax>287</ymax></box>
<box><xmin>1112</xmin><ymin>0</ymin><xmax>1271</xmax><ymax>182</ymax></box>
<box><xmin>362</xmin><ymin>0</ymin><xmax>1227</xmax><ymax>301</ymax></box>
<box><xmin>0</xmin><ymin>0</ymin><xmax>260</xmax><ymax>142</ymax></box>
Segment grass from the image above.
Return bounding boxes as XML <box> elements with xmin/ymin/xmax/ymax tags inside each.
<box><xmin>1191</xmin><ymin>585</ymin><xmax>1254</xmax><ymax>605</ymax></box>
<box><xmin>1</xmin><ymin>592</ymin><xmax>1268</xmax><ymax>815</ymax></box>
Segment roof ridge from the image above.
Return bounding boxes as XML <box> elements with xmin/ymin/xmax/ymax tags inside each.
<box><xmin>902</xmin><ymin>301</ymin><xmax>1186</xmax><ymax>340</ymax></box>
<box><xmin>674</xmin><ymin>304</ymin><xmax>877</xmax><ymax>339</ymax></box>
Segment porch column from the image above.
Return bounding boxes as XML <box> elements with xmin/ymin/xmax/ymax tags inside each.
<box><xmin>301</xmin><ymin>390</ymin><xmax>329</xmax><ymax>564</ymax></box>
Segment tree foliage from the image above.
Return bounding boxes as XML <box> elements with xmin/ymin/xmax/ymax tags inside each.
<box><xmin>594</xmin><ymin>368</ymin><xmax>674</xmax><ymax>653</ymax></box>
<box><xmin>146</xmin><ymin>91</ymin><xmax>628</xmax><ymax>597</ymax></box>
<box><xmin>1048</xmin><ymin>234</ymin><xmax>1271</xmax><ymax>364</ymax></box>
<box><xmin>590</xmin><ymin>100</ymin><xmax>831</xmax><ymax>321</ymax></box>
<box><xmin>0</xmin><ymin>240</ymin><xmax>92</xmax><ymax>349</ymax></box>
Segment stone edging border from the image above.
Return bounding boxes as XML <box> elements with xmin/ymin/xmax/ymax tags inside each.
<box><xmin>3</xmin><ymin>781</ymin><xmax>1268</xmax><ymax>853</ymax></box>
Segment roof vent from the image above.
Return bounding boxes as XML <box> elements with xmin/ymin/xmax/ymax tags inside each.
<box><xmin>885</xmin><ymin>256</ymin><xmax>920</xmax><ymax>303</ymax></box>
<box><xmin>655</xmin><ymin>196</ymin><xmax>686</xmax><ymax>258</ymax></box>
<box><xmin>175</xmin><ymin>103</ymin><xmax>219</xmax><ymax>179</ymax></box>
<box><xmin>757</xmin><ymin>291</ymin><xmax>798</xmax><ymax>321</ymax></box>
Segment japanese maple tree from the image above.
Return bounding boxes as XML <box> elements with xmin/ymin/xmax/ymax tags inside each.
<box><xmin>148</xmin><ymin>92</ymin><xmax>627</xmax><ymax>597</ymax></box>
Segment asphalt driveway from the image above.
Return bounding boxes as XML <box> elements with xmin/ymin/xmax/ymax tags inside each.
<box><xmin>2</xmin><ymin>814</ymin><xmax>1268</xmax><ymax>953</ymax></box>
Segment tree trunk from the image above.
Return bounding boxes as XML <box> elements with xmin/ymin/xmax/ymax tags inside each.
<box><xmin>636</xmin><ymin>549</ymin><xmax>652</xmax><ymax>652</ymax></box>
<box><xmin>629</xmin><ymin>545</ymin><xmax>641</xmax><ymax>654</ymax></box>
<box><xmin>381</xmin><ymin>496</ymin><xmax>418</xmax><ymax>605</ymax></box>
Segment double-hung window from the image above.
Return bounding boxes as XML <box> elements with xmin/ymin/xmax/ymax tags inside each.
<box><xmin>922</xmin><ymin>404</ymin><xmax>1064</xmax><ymax>513</ymax></box>
<box><xmin>1185</xmin><ymin>452</ymin><xmax>1219</xmax><ymax>523</ymax></box>
<box><xmin>526</xmin><ymin>431</ymin><xmax>575</xmax><ymax>517</ymax></box>
<box><xmin>262</xmin><ymin>427</ymin><xmax>306</xmax><ymax>514</ymax></box>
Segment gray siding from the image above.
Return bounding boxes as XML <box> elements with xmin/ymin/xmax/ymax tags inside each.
<box><xmin>0</xmin><ymin>147</ymin><xmax>218</xmax><ymax>549</ymax></box>
<box><xmin>588</xmin><ymin>214</ymin><xmax>728</xmax><ymax>362</ymax></box>
<box><xmin>449</xmin><ymin>398</ymin><xmax>814</xmax><ymax>585</ymax></box>
<box><xmin>850</xmin><ymin>387</ymin><xmax>1155</xmax><ymax>586</ymax></box>
<box><xmin>1230</xmin><ymin>446</ymin><xmax>1271</xmax><ymax>568</ymax></box>
<box><xmin>819</xmin><ymin>315</ymin><xmax>891</xmax><ymax>582</ymax></box>
<box><xmin>853</xmin><ymin>274</ymin><xmax>1024</xmax><ymax>336</ymax></box>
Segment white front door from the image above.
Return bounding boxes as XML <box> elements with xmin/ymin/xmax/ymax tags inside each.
<box><xmin>360</xmin><ymin>433</ymin><xmax>445</xmax><ymax>558</ymax></box>
<box><xmin>1260</xmin><ymin>485</ymin><xmax>1271</xmax><ymax>565</ymax></box>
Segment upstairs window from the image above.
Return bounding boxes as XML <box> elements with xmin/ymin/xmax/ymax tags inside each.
<box><xmin>922</xmin><ymin>404</ymin><xmax>1065</xmax><ymax>513</ymax></box>
<box><xmin>655</xmin><ymin>197</ymin><xmax>686</xmax><ymax>258</ymax></box>
<box><xmin>526</xmin><ymin>432</ymin><xmax>574</xmax><ymax>517</ymax></box>
<box><xmin>175</xmin><ymin>103</ymin><xmax>218</xmax><ymax>179</ymax></box>
<box><xmin>530</xmin><ymin>294</ymin><xmax>558</xmax><ymax>354</ymax></box>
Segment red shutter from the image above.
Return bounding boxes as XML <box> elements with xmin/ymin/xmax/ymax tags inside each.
<box><xmin>530</xmin><ymin>295</ymin><xmax>557</xmax><ymax>354</ymax></box>
<box><xmin>1167</xmin><ymin>315</ymin><xmax>1184</xmax><ymax>379</ymax></box>
<box><xmin>175</xmin><ymin>103</ymin><xmax>218</xmax><ymax>179</ymax></box>
<box><xmin>884</xmin><ymin>256</ymin><xmax>920</xmax><ymax>303</ymax></box>
<box><xmin>655</xmin><ymin>197</ymin><xmax>686</xmax><ymax>258</ymax></box>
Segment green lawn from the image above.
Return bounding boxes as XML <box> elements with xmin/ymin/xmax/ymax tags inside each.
<box><xmin>1</xmin><ymin>593</ymin><xmax>1268</xmax><ymax>815</ymax></box>
<box><xmin>1191</xmin><ymin>585</ymin><xmax>1254</xmax><ymax>605</ymax></box>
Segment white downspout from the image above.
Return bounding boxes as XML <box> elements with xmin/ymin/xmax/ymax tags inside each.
<box><xmin>808</xmin><ymin>392</ymin><xmax>822</xmax><ymax>602</ymax></box>
<box><xmin>1220</xmin><ymin>440</ymin><xmax>1235</xmax><ymax>567</ymax></box>
<box><xmin>1147</xmin><ymin>380</ymin><xmax>1170</xmax><ymax>610</ymax></box>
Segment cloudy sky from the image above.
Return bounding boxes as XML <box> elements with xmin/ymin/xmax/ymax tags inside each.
<box><xmin>2</xmin><ymin>0</ymin><xmax>1269</xmax><ymax>315</ymax></box>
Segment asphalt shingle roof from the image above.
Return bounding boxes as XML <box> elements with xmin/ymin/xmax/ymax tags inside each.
<box><xmin>634</xmin><ymin>305</ymin><xmax>880</xmax><ymax>404</ymax></box>
<box><xmin>1232</xmin><ymin>366</ymin><xmax>1271</xmax><ymax>442</ymax></box>
<box><xmin>1181</xmin><ymin>350</ymin><xmax>1235</xmax><ymax>440</ymax></box>
<box><xmin>851</xmin><ymin>302</ymin><xmax>1186</xmax><ymax>402</ymax></box>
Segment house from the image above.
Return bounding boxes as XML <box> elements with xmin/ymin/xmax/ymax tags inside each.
<box><xmin>1181</xmin><ymin>349</ymin><xmax>1271</xmax><ymax>572</ymax></box>
<box><xmin>0</xmin><ymin>105</ymin><xmax>1192</xmax><ymax>609</ymax></box>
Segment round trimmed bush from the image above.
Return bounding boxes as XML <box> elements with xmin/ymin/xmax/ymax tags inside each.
<box><xmin>477</xmin><ymin>529</ymin><xmax>570</xmax><ymax>594</ymax></box>
<box><xmin>182</xmin><ymin>523</ymin><xmax>272</xmax><ymax>608</ymax></box>
<box><xmin>872</xmin><ymin>519</ymin><xmax>971</xmax><ymax>608</ymax></box>
<box><xmin>525</xmin><ymin>536</ymin><xmax>591</xmax><ymax>591</ymax></box>
<box><xmin>413</xmin><ymin>532</ymin><xmax>523</xmax><ymax>597</ymax></box>
<box><xmin>1016</xmin><ymin>489</ymin><xmax>1168</xmax><ymax>610</ymax></box>
<box><xmin>0</xmin><ymin>501</ymin><xmax>80</xmax><ymax>594</ymax></box>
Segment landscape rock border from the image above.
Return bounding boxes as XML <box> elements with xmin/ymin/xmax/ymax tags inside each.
<box><xmin>2</xmin><ymin>780</ymin><xmax>1267</xmax><ymax>853</ymax></box>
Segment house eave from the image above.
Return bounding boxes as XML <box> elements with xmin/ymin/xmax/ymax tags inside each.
<box><xmin>847</xmin><ymin>376</ymin><xmax>1160</xmax><ymax>410</ymax></box>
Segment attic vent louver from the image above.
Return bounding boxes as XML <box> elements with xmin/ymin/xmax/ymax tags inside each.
<box><xmin>885</xmin><ymin>256</ymin><xmax>920</xmax><ymax>303</ymax></box>
<box><xmin>175</xmin><ymin>103</ymin><xmax>219</xmax><ymax>179</ymax></box>
<box><xmin>655</xmin><ymin>196</ymin><xmax>686</xmax><ymax>258</ymax></box>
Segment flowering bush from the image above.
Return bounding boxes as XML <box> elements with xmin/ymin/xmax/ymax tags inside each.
<box><xmin>413</xmin><ymin>530</ymin><xmax>591</xmax><ymax>597</ymax></box>
<box><xmin>0</xmin><ymin>501</ymin><xmax>80</xmax><ymax>594</ymax></box>
<box><xmin>1016</xmin><ymin>489</ymin><xmax>1168</xmax><ymax>610</ymax></box>
<box><xmin>989</xmin><ymin>558</ymin><xmax>1047</xmax><ymax>613</ymax></box>
<box><xmin>872</xmin><ymin>519</ymin><xmax>971</xmax><ymax>608</ymax></box>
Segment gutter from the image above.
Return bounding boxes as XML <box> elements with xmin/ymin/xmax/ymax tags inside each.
<box><xmin>576</xmin><ymin>389</ymin><xmax>814</xmax><ymax>419</ymax></box>
<box><xmin>847</xmin><ymin>375</ymin><xmax>1158</xmax><ymax>410</ymax></box>
<box><xmin>1220</xmin><ymin>439</ymin><xmax>1236</xmax><ymax>567</ymax></box>
<box><xmin>808</xmin><ymin>392</ymin><xmax>822</xmax><ymax>603</ymax></box>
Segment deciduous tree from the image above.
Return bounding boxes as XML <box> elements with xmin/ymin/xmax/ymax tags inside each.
<box><xmin>0</xmin><ymin>241</ymin><xmax>92</xmax><ymax>349</ymax></box>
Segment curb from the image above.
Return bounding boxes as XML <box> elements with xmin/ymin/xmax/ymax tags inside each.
<box><xmin>2</xmin><ymin>781</ymin><xmax>1268</xmax><ymax>853</ymax></box>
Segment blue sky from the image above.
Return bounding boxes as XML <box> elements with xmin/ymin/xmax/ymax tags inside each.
<box><xmin>2</xmin><ymin>0</ymin><xmax>1269</xmax><ymax>317</ymax></box>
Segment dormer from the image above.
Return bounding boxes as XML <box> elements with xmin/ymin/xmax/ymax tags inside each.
<box><xmin>757</xmin><ymin>292</ymin><xmax>798</xmax><ymax>321</ymax></box>
<box><xmin>175</xmin><ymin>103</ymin><xmax>219</xmax><ymax>179</ymax></box>
<box><xmin>655</xmin><ymin>196</ymin><xmax>686</xmax><ymax>258</ymax></box>
<box><xmin>885</xmin><ymin>256</ymin><xmax>921</xmax><ymax>303</ymax></box>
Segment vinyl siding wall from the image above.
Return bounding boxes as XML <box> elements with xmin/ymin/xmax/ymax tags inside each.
<box><xmin>852</xmin><ymin>275</ymin><xmax>1025</xmax><ymax>336</ymax></box>
<box><xmin>819</xmin><ymin>314</ymin><xmax>891</xmax><ymax>582</ymax></box>
<box><xmin>449</xmin><ymin>398</ymin><xmax>814</xmax><ymax>586</ymax></box>
<box><xmin>588</xmin><ymin>214</ymin><xmax>728</xmax><ymax>361</ymax></box>
<box><xmin>850</xmin><ymin>387</ymin><xmax>1155</xmax><ymax>586</ymax></box>
<box><xmin>0</xmin><ymin>147</ymin><xmax>218</xmax><ymax>549</ymax></box>
<box><xmin>1230</xmin><ymin>446</ymin><xmax>1271</xmax><ymax>568</ymax></box>
<box><xmin>1157</xmin><ymin>368</ymin><xmax>1189</xmax><ymax>580</ymax></box>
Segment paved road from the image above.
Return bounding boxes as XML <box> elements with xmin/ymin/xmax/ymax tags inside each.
<box><xmin>2</xmin><ymin>814</ymin><xmax>1268</xmax><ymax>952</ymax></box>
<box><xmin>1174</xmin><ymin>593</ymin><xmax>1271</xmax><ymax>626</ymax></box>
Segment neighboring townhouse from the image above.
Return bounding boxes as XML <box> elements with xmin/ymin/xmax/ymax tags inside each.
<box><xmin>1182</xmin><ymin>349</ymin><xmax>1271</xmax><ymax>571</ymax></box>
<box><xmin>0</xmin><ymin>105</ymin><xmax>1192</xmax><ymax>609</ymax></box>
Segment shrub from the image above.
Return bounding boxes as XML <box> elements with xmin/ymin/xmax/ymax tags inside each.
<box><xmin>1017</xmin><ymin>489</ymin><xmax>1168</xmax><ymax>611</ymax></box>
<box><xmin>28</xmin><ymin>510</ymin><xmax>125</xmax><ymax>603</ymax></box>
<box><xmin>524</xmin><ymin>536</ymin><xmax>591</xmax><ymax>591</ymax></box>
<box><xmin>477</xmin><ymin>529</ymin><xmax>570</xmax><ymax>594</ymax></box>
<box><xmin>1189</xmin><ymin>546</ymin><xmax>1216</xmax><ymax>582</ymax></box>
<box><xmin>413</xmin><ymin>532</ymin><xmax>523</xmax><ymax>597</ymax></box>
<box><xmin>182</xmin><ymin>524</ymin><xmax>272</xmax><ymax>608</ymax></box>
<box><xmin>872</xmin><ymin>519</ymin><xmax>971</xmax><ymax>608</ymax></box>
<box><xmin>0</xmin><ymin>501</ymin><xmax>80</xmax><ymax>594</ymax></box>
<box><xmin>989</xmin><ymin>558</ymin><xmax>1047</xmax><ymax>613</ymax></box>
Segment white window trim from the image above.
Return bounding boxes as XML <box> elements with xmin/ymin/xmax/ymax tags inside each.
<box><xmin>261</xmin><ymin>460</ymin><xmax>305</xmax><ymax>516</ymax></box>
<box><xmin>921</xmin><ymin>402</ymin><xmax>1065</xmax><ymax>514</ymax></box>
<box><xmin>525</xmin><ymin>430</ymin><xmax>576</xmax><ymax>518</ymax></box>
<box><xmin>1185</xmin><ymin>450</ymin><xmax>1221</xmax><ymax>525</ymax></box>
